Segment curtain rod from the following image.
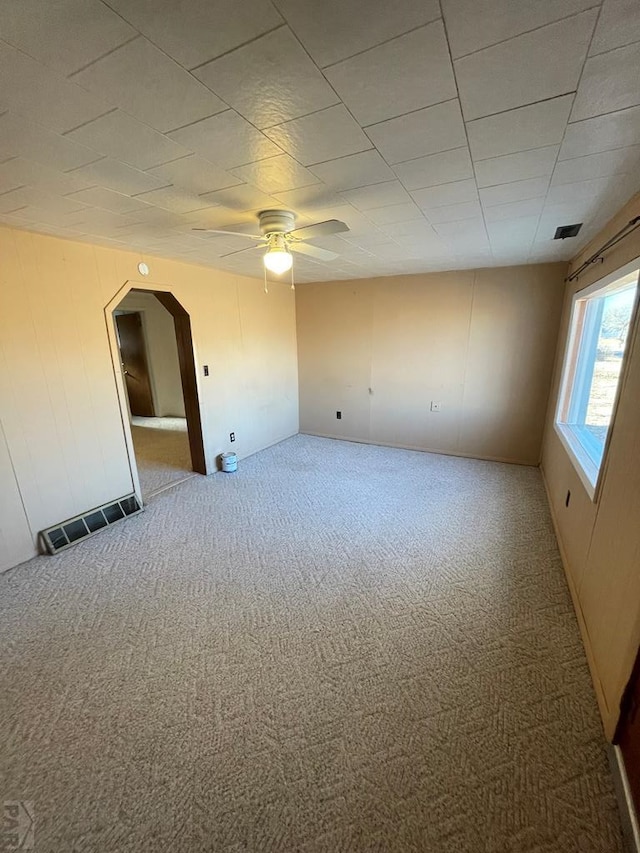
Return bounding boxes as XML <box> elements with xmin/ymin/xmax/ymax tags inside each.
<box><xmin>566</xmin><ymin>215</ymin><xmax>640</xmax><ymax>283</ymax></box>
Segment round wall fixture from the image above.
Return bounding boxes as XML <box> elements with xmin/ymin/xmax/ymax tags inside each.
<box><xmin>137</xmin><ymin>262</ymin><xmax>149</xmax><ymax>276</ymax></box>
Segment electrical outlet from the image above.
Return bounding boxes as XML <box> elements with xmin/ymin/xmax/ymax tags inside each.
<box><xmin>230</xmin><ymin>432</ymin><xmax>235</xmax><ymax>442</ymax></box>
<box><xmin>336</xmin><ymin>411</ymin><xmax>342</xmax><ymax>419</ymax></box>
<box><xmin>430</xmin><ymin>401</ymin><xmax>442</xmax><ymax>412</ymax></box>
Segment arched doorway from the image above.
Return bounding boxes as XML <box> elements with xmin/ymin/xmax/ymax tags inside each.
<box><xmin>107</xmin><ymin>284</ymin><xmax>206</xmax><ymax>502</ymax></box>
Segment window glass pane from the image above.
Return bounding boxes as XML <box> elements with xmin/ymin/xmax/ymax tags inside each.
<box><xmin>583</xmin><ymin>287</ymin><xmax>635</xmax><ymax>458</ymax></box>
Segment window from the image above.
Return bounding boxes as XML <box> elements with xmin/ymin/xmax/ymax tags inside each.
<box><xmin>555</xmin><ymin>262</ymin><xmax>639</xmax><ymax>499</ymax></box>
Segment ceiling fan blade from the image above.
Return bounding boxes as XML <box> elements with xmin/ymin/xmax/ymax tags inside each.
<box><xmin>290</xmin><ymin>242</ymin><xmax>339</xmax><ymax>262</ymax></box>
<box><xmin>219</xmin><ymin>245</ymin><xmax>264</xmax><ymax>258</ymax></box>
<box><xmin>192</xmin><ymin>228</ymin><xmax>263</xmax><ymax>240</ymax></box>
<box><xmin>289</xmin><ymin>219</ymin><xmax>349</xmax><ymax>241</ymax></box>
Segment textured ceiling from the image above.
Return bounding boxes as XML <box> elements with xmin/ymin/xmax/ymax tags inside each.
<box><xmin>1</xmin><ymin>0</ymin><xmax>640</xmax><ymax>281</ymax></box>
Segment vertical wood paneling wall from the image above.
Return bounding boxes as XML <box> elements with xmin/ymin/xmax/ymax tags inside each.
<box><xmin>541</xmin><ymin>192</ymin><xmax>640</xmax><ymax>739</ymax></box>
<box><xmin>296</xmin><ymin>264</ymin><xmax>566</xmax><ymax>465</ymax></box>
<box><xmin>0</xmin><ymin>419</ymin><xmax>33</xmax><ymax>571</ymax></box>
<box><xmin>0</xmin><ymin>225</ymin><xmax>299</xmax><ymax>571</ymax></box>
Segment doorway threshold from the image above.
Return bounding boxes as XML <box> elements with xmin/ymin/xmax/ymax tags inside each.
<box><xmin>144</xmin><ymin>472</ymin><xmax>198</xmax><ymax>501</ymax></box>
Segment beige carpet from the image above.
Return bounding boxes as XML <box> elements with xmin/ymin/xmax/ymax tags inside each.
<box><xmin>130</xmin><ymin>416</ymin><xmax>193</xmax><ymax>497</ymax></box>
<box><xmin>0</xmin><ymin>436</ymin><xmax>623</xmax><ymax>851</ymax></box>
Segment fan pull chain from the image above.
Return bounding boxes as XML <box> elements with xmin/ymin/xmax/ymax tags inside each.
<box><xmin>290</xmin><ymin>265</ymin><xmax>295</xmax><ymax>291</ymax></box>
<box><xmin>263</xmin><ymin>264</ymin><xmax>268</xmax><ymax>294</ymax></box>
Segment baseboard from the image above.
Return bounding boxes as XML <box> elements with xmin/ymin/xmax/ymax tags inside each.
<box><xmin>539</xmin><ymin>466</ymin><xmax>616</xmax><ymax>738</ymax></box>
<box><xmin>1</xmin><ymin>539</ymin><xmax>38</xmax><ymax>575</ymax></box>
<box><xmin>299</xmin><ymin>430</ymin><xmax>537</xmax><ymax>467</ymax></box>
<box><xmin>234</xmin><ymin>430</ymin><xmax>299</xmax><ymax>466</ymax></box>
<box><xmin>0</xmin><ymin>550</ymin><xmax>37</xmax><ymax>575</ymax></box>
<box><xmin>609</xmin><ymin>745</ymin><xmax>640</xmax><ymax>852</ymax></box>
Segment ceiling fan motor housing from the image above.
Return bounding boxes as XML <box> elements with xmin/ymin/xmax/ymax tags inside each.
<box><xmin>258</xmin><ymin>209</ymin><xmax>296</xmax><ymax>235</ymax></box>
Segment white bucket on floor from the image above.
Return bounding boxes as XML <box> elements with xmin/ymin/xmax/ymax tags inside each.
<box><xmin>220</xmin><ymin>452</ymin><xmax>237</xmax><ymax>473</ymax></box>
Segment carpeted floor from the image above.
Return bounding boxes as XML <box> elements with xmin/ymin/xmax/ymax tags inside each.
<box><xmin>130</xmin><ymin>416</ymin><xmax>193</xmax><ymax>497</ymax></box>
<box><xmin>0</xmin><ymin>435</ymin><xmax>623</xmax><ymax>852</ymax></box>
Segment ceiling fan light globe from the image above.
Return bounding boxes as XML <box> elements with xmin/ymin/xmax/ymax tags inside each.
<box><xmin>263</xmin><ymin>247</ymin><xmax>293</xmax><ymax>275</ymax></box>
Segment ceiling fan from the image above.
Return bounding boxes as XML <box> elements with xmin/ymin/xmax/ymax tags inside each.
<box><xmin>193</xmin><ymin>209</ymin><xmax>349</xmax><ymax>277</ymax></box>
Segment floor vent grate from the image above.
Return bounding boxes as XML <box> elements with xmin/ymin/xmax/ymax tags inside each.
<box><xmin>41</xmin><ymin>494</ymin><xmax>142</xmax><ymax>554</ymax></box>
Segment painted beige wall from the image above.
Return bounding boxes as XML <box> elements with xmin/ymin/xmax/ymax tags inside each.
<box><xmin>541</xmin><ymin>192</ymin><xmax>640</xmax><ymax>739</ymax></box>
<box><xmin>297</xmin><ymin>264</ymin><xmax>566</xmax><ymax>464</ymax></box>
<box><xmin>116</xmin><ymin>290</ymin><xmax>186</xmax><ymax>418</ymax></box>
<box><xmin>0</xmin><ymin>225</ymin><xmax>298</xmax><ymax>571</ymax></box>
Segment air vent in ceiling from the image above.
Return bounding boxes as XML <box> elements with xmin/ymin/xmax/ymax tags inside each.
<box><xmin>554</xmin><ymin>223</ymin><xmax>582</xmax><ymax>240</ymax></box>
<box><xmin>40</xmin><ymin>494</ymin><xmax>142</xmax><ymax>554</ymax></box>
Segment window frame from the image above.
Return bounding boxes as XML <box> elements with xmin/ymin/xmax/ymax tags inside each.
<box><xmin>554</xmin><ymin>258</ymin><xmax>640</xmax><ymax>502</ymax></box>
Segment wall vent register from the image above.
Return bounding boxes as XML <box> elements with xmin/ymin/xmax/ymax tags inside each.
<box><xmin>41</xmin><ymin>494</ymin><xmax>142</xmax><ymax>554</ymax></box>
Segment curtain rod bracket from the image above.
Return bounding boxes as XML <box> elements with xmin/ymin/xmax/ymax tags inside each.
<box><xmin>566</xmin><ymin>216</ymin><xmax>640</xmax><ymax>283</ymax></box>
